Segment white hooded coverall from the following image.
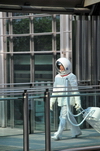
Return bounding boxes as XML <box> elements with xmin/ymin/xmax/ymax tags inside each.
<box><xmin>50</xmin><ymin>72</ymin><xmax>82</xmax><ymax>138</ymax></box>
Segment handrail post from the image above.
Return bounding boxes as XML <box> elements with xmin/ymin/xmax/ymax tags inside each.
<box><xmin>23</xmin><ymin>90</ymin><xmax>29</xmax><ymax>151</ymax></box>
<box><xmin>44</xmin><ymin>89</ymin><xmax>51</xmax><ymax>151</ymax></box>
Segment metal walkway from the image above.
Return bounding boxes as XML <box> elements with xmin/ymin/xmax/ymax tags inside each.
<box><xmin>0</xmin><ymin>128</ymin><xmax>100</xmax><ymax>151</ymax></box>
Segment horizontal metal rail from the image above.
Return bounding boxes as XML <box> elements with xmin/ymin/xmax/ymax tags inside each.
<box><xmin>0</xmin><ymin>82</ymin><xmax>53</xmax><ymax>86</ymax></box>
<box><xmin>0</xmin><ymin>84</ymin><xmax>100</xmax><ymax>96</ymax></box>
<box><xmin>0</xmin><ymin>86</ymin><xmax>100</xmax><ymax>151</ymax></box>
<box><xmin>0</xmin><ymin>51</ymin><xmax>60</xmax><ymax>54</ymax></box>
<box><xmin>0</xmin><ymin>14</ymin><xmax>52</xmax><ymax>20</ymax></box>
<box><xmin>0</xmin><ymin>92</ymin><xmax>100</xmax><ymax>100</ymax></box>
<box><xmin>0</xmin><ymin>32</ymin><xmax>60</xmax><ymax>37</ymax></box>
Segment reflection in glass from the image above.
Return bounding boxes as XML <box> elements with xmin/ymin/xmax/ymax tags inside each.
<box><xmin>34</xmin><ymin>54</ymin><xmax>52</xmax><ymax>82</ymax></box>
<box><xmin>14</xmin><ymin>54</ymin><xmax>30</xmax><ymax>83</ymax></box>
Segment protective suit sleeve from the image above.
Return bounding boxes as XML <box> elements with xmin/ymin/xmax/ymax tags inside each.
<box><xmin>50</xmin><ymin>94</ymin><xmax>56</xmax><ymax>110</ymax></box>
<box><xmin>73</xmin><ymin>92</ymin><xmax>81</xmax><ymax>111</ymax></box>
<box><xmin>69</xmin><ymin>74</ymin><xmax>81</xmax><ymax>110</ymax></box>
<box><xmin>50</xmin><ymin>80</ymin><xmax>57</xmax><ymax>110</ymax></box>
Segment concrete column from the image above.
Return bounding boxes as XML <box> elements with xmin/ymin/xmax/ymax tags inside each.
<box><xmin>60</xmin><ymin>15</ymin><xmax>72</xmax><ymax>61</ymax></box>
<box><xmin>0</xmin><ymin>12</ymin><xmax>7</xmax><ymax>127</ymax></box>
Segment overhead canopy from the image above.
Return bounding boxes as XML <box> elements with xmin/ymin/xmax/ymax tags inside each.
<box><xmin>0</xmin><ymin>0</ymin><xmax>99</xmax><ymax>15</ymax></box>
<box><xmin>0</xmin><ymin>0</ymin><xmax>85</xmax><ymax>7</ymax></box>
<box><xmin>84</xmin><ymin>0</ymin><xmax>100</xmax><ymax>7</ymax></box>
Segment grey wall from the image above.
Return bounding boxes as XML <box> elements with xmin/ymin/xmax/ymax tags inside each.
<box><xmin>72</xmin><ymin>15</ymin><xmax>100</xmax><ymax>85</ymax></box>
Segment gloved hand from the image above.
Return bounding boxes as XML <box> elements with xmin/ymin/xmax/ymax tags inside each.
<box><xmin>50</xmin><ymin>103</ymin><xmax>53</xmax><ymax>111</ymax></box>
<box><xmin>74</xmin><ymin>92</ymin><xmax>81</xmax><ymax>111</ymax></box>
<box><xmin>74</xmin><ymin>103</ymin><xmax>81</xmax><ymax>111</ymax></box>
<box><xmin>50</xmin><ymin>97</ymin><xmax>56</xmax><ymax>111</ymax></box>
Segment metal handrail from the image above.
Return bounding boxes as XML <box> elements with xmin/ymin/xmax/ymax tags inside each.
<box><xmin>0</xmin><ymin>85</ymin><xmax>100</xmax><ymax>151</ymax></box>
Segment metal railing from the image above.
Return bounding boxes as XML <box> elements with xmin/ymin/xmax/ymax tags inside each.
<box><xmin>0</xmin><ymin>83</ymin><xmax>100</xmax><ymax>151</ymax></box>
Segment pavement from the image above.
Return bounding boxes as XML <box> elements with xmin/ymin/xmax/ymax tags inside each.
<box><xmin>0</xmin><ymin>128</ymin><xmax>100</xmax><ymax>151</ymax></box>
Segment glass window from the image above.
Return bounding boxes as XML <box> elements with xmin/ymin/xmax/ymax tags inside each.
<box><xmin>13</xmin><ymin>36</ymin><xmax>30</xmax><ymax>52</ymax></box>
<box><xmin>56</xmin><ymin>34</ymin><xmax>60</xmax><ymax>50</ymax></box>
<box><xmin>14</xmin><ymin>98</ymin><xmax>23</xmax><ymax>128</ymax></box>
<box><xmin>56</xmin><ymin>15</ymin><xmax>60</xmax><ymax>32</ymax></box>
<box><xmin>12</xmin><ymin>13</ymin><xmax>29</xmax><ymax>16</ymax></box>
<box><xmin>34</xmin><ymin>16</ymin><xmax>52</xmax><ymax>33</ymax></box>
<box><xmin>13</xmin><ymin>18</ymin><xmax>29</xmax><ymax>34</ymax></box>
<box><xmin>7</xmin><ymin>55</ymin><xmax>10</xmax><ymax>83</ymax></box>
<box><xmin>34</xmin><ymin>35</ymin><xmax>52</xmax><ymax>51</ymax></box>
<box><xmin>14</xmin><ymin>54</ymin><xmax>30</xmax><ymax>83</ymax></box>
<box><xmin>34</xmin><ymin>54</ymin><xmax>52</xmax><ymax>82</ymax></box>
<box><xmin>2</xmin><ymin>13</ymin><xmax>61</xmax><ymax>136</ymax></box>
<box><xmin>7</xmin><ymin>37</ymin><xmax>10</xmax><ymax>52</ymax></box>
<box><xmin>6</xmin><ymin>19</ymin><xmax>10</xmax><ymax>35</ymax></box>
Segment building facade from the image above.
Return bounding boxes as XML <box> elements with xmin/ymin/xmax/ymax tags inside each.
<box><xmin>0</xmin><ymin>12</ymin><xmax>100</xmax><ymax>132</ymax></box>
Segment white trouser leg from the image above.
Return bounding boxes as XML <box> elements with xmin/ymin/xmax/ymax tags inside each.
<box><xmin>54</xmin><ymin>106</ymin><xmax>67</xmax><ymax>138</ymax></box>
<box><xmin>56</xmin><ymin>117</ymin><xmax>66</xmax><ymax>136</ymax></box>
<box><xmin>51</xmin><ymin>107</ymin><xmax>67</xmax><ymax>140</ymax></box>
<box><xmin>60</xmin><ymin>105</ymin><xmax>81</xmax><ymax>137</ymax></box>
<box><xmin>66</xmin><ymin>112</ymin><xmax>81</xmax><ymax>137</ymax></box>
<box><xmin>52</xmin><ymin>105</ymin><xmax>81</xmax><ymax>140</ymax></box>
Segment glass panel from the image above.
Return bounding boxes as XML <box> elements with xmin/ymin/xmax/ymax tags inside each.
<box><xmin>7</xmin><ymin>36</ymin><xmax>30</xmax><ymax>52</ymax></box>
<box><xmin>12</xmin><ymin>13</ymin><xmax>29</xmax><ymax>16</ymax></box>
<box><xmin>14</xmin><ymin>98</ymin><xmax>23</xmax><ymax>129</ymax></box>
<box><xmin>57</xmin><ymin>53</ymin><xmax>60</xmax><ymax>58</ymax></box>
<box><xmin>0</xmin><ymin>86</ymin><xmax>100</xmax><ymax>150</ymax></box>
<box><xmin>34</xmin><ymin>35</ymin><xmax>52</xmax><ymax>51</ymax></box>
<box><xmin>14</xmin><ymin>54</ymin><xmax>30</xmax><ymax>83</ymax></box>
<box><xmin>7</xmin><ymin>37</ymin><xmax>10</xmax><ymax>52</ymax></box>
<box><xmin>56</xmin><ymin>15</ymin><xmax>60</xmax><ymax>32</ymax></box>
<box><xmin>56</xmin><ymin>34</ymin><xmax>60</xmax><ymax>50</ymax></box>
<box><xmin>13</xmin><ymin>18</ymin><xmax>29</xmax><ymax>34</ymax></box>
<box><xmin>34</xmin><ymin>16</ymin><xmax>52</xmax><ymax>33</ymax></box>
<box><xmin>12</xmin><ymin>54</ymin><xmax>30</xmax><ymax>129</ymax></box>
<box><xmin>50</xmin><ymin>88</ymin><xmax>100</xmax><ymax>150</ymax></box>
<box><xmin>7</xmin><ymin>98</ymin><xmax>24</xmax><ymax>130</ymax></box>
<box><xmin>34</xmin><ymin>98</ymin><xmax>45</xmax><ymax>131</ymax></box>
<box><xmin>34</xmin><ymin>54</ymin><xmax>52</xmax><ymax>82</ymax></box>
<box><xmin>13</xmin><ymin>36</ymin><xmax>30</xmax><ymax>52</ymax></box>
<box><xmin>7</xmin><ymin>55</ymin><xmax>10</xmax><ymax>83</ymax></box>
<box><xmin>6</xmin><ymin>19</ymin><xmax>9</xmax><ymax>35</ymax></box>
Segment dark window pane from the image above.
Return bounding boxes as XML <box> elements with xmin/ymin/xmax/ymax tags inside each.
<box><xmin>13</xmin><ymin>37</ymin><xmax>30</xmax><ymax>52</ymax></box>
<box><xmin>34</xmin><ymin>35</ymin><xmax>52</xmax><ymax>51</ymax></box>
<box><xmin>56</xmin><ymin>15</ymin><xmax>60</xmax><ymax>32</ymax></box>
<box><xmin>13</xmin><ymin>18</ymin><xmax>29</xmax><ymax>34</ymax></box>
<box><xmin>14</xmin><ymin>54</ymin><xmax>30</xmax><ymax>83</ymax></box>
<box><xmin>34</xmin><ymin>54</ymin><xmax>52</xmax><ymax>81</ymax></box>
<box><xmin>34</xmin><ymin>16</ymin><xmax>52</xmax><ymax>33</ymax></box>
<box><xmin>56</xmin><ymin>34</ymin><xmax>60</xmax><ymax>50</ymax></box>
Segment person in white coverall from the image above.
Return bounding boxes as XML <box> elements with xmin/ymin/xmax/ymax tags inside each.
<box><xmin>50</xmin><ymin>57</ymin><xmax>82</xmax><ymax>140</ymax></box>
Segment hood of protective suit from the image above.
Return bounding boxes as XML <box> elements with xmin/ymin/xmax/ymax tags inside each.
<box><xmin>56</xmin><ymin>57</ymin><xmax>71</xmax><ymax>76</ymax></box>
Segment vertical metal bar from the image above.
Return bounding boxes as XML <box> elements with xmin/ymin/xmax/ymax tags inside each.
<box><xmin>54</xmin><ymin>101</ymin><xmax>58</xmax><ymax>130</ymax></box>
<box><xmin>44</xmin><ymin>89</ymin><xmax>51</xmax><ymax>151</ymax></box>
<box><xmin>87</xmin><ymin>16</ymin><xmax>92</xmax><ymax>83</ymax></box>
<box><xmin>52</xmin><ymin>14</ymin><xmax>56</xmax><ymax>52</ymax></box>
<box><xmin>23</xmin><ymin>90</ymin><xmax>29</xmax><ymax>151</ymax></box>
<box><xmin>29</xmin><ymin>15</ymin><xmax>35</xmax><ymax>134</ymax></box>
<box><xmin>97</xmin><ymin>16</ymin><xmax>100</xmax><ymax>82</ymax></box>
<box><xmin>8</xmin><ymin>12</ymin><xmax>15</xmax><ymax>128</ymax></box>
<box><xmin>29</xmin><ymin>84</ymin><xmax>35</xmax><ymax>134</ymax></box>
<box><xmin>91</xmin><ymin>16</ymin><xmax>97</xmax><ymax>85</ymax></box>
